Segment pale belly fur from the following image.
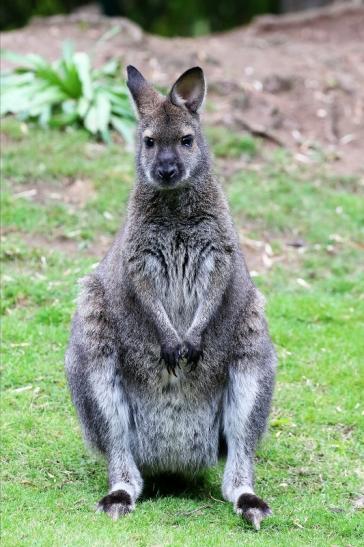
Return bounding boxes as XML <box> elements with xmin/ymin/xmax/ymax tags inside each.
<box><xmin>128</xmin><ymin>379</ymin><xmax>223</xmax><ymax>473</ymax></box>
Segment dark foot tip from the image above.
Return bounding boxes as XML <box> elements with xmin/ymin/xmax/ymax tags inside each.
<box><xmin>236</xmin><ymin>493</ymin><xmax>272</xmax><ymax>530</ymax></box>
<box><xmin>237</xmin><ymin>493</ymin><xmax>271</xmax><ymax>514</ymax></box>
<box><xmin>97</xmin><ymin>489</ymin><xmax>133</xmax><ymax>520</ymax></box>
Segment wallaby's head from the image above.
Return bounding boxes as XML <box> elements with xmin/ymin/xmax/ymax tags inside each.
<box><xmin>126</xmin><ymin>65</ymin><xmax>209</xmax><ymax>189</ymax></box>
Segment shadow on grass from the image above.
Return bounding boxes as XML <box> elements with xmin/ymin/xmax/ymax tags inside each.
<box><xmin>141</xmin><ymin>469</ymin><xmax>224</xmax><ymax>502</ymax></box>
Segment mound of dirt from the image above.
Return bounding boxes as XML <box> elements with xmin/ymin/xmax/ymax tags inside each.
<box><xmin>1</xmin><ymin>2</ymin><xmax>364</xmax><ymax>175</ymax></box>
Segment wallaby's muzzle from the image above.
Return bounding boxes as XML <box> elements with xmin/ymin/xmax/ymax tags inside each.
<box><xmin>153</xmin><ymin>148</ymin><xmax>183</xmax><ymax>186</ymax></box>
<box><xmin>157</xmin><ymin>164</ymin><xmax>177</xmax><ymax>183</ymax></box>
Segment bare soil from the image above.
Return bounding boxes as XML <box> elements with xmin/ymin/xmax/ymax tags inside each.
<box><xmin>20</xmin><ymin>231</ymin><xmax>113</xmax><ymax>259</ymax></box>
<box><xmin>4</xmin><ymin>178</ymin><xmax>110</xmax><ymax>257</ymax></box>
<box><xmin>2</xmin><ymin>2</ymin><xmax>364</xmax><ymax>176</ymax></box>
<box><xmin>12</xmin><ymin>177</ymin><xmax>96</xmax><ymax>209</ymax></box>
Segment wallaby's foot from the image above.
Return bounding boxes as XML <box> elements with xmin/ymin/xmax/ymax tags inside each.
<box><xmin>96</xmin><ymin>489</ymin><xmax>134</xmax><ymax>520</ymax></box>
<box><xmin>236</xmin><ymin>493</ymin><xmax>272</xmax><ymax>530</ymax></box>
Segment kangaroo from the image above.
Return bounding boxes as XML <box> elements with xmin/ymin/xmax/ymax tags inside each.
<box><xmin>65</xmin><ymin>65</ymin><xmax>277</xmax><ymax>530</ymax></box>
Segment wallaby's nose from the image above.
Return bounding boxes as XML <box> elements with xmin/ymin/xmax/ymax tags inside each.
<box><xmin>156</xmin><ymin>149</ymin><xmax>178</xmax><ymax>183</ymax></box>
<box><xmin>157</xmin><ymin>165</ymin><xmax>177</xmax><ymax>182</ymax></box>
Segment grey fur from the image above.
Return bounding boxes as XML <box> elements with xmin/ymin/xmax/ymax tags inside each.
<box><xmin>65</xmin><ymin>66</ymin><xmax>277</xmax><ymax>529</ymax></box>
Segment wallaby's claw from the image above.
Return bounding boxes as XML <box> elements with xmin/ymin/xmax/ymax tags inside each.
<box><xmin>235</xmin><ymin>493</ymin><xmax>272</xmax><ymax>530</ymax></box>
<box><xmin>184</xmin><ymin>341</ymin><xmax>203</xmax><ymax>371</ymax></box>
<box><xmin>166</xmin><ymin>362</ymin><xmax>178</xmax><ymax>377</ymax></box>
<box><xmin>160</xmin><ymin>343</ymin><xmax>182</xmax><ymax>375</ymax></box>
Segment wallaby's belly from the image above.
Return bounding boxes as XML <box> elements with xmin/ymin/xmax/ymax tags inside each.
<box><xmin>128</xmin><ymin>383</ymin><xmax>222</xmax><ymax>472</ymax></box>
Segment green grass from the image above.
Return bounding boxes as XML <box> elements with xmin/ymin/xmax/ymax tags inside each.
<box><xmin>205</xmin><ymin>126</ymin><xmax>258</xmax><ymax>158</ymax></box>
<box><xmin>1</xmin><ymin>118</ymin><xmax>364</xmax><ymax>546</ymax></box>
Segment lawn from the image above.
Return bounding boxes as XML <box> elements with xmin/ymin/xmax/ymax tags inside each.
<box><xmin>1</xmin><ymin>118</ymin><xmax>363</xmax><ymax>546</ymax></box>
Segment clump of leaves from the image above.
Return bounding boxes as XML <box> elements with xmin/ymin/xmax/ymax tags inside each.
<box><xmin>0</xmin><ymin>43</ymin><xmax>135</xmax><ymax>143</ymax></box>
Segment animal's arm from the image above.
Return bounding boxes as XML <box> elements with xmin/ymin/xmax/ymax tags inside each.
<box><xmin>184</xmin><ymin>249</ymin><xmax>233</xmax><ymax>362</ymax></box>
<box><xmin>135</xmin><ymin>277</ymin><xmax>180</xmax><ymax>343</ymax></box>
<box><xmin>127</xmin><ymin>257</ymin><xmax>182</xmax><ymax>372</ymax></box>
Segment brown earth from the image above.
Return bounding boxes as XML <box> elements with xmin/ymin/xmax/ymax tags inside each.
<box><xmin>12</xmin><ymin>177</ymin><xmax>96</xmax><ymax>209</ymax></box>
<box><xmin>2</xmin><ymin>2</ymin><xmax>364</xmax><ymax>176</ymax></box>
<box><xmin>3</xmin><ymin>177</ymin><xmax>111</xmax><ymax>258</ymax></box>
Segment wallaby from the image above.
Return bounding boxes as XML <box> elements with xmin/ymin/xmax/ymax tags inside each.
<box><xmin>65</xmin><ymin>65</ymin><xmax>277</xmax><ymax>530</ymax></box>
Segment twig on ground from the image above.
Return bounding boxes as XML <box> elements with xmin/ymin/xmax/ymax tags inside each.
<box><xmin>235</xmin><ymin>118</ymin><xmax>284</xmax><ymax>147</ymax></box>
<box><xmin>209</xmin><ymin>493</ymin><xmax>227</xmax><ymax>504</ymax></box>
<box><xmin>176</xmin><ymin>504</ymin><xmax>212</xmax><ymax>517</ymax></box>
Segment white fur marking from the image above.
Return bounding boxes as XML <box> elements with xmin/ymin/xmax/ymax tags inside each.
<box><xmin>222</xmin><ymin>368</ymin><xmax>259</xmax><ymax>503</ymax></box>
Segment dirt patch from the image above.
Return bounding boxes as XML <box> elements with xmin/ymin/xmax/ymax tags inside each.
<box><xmin>63</xmin><ymin>178</ymin><xmax>96</xmax><ymax>207</ymax></box>
<box><xmin>18</xmin><ymin>231</ymin><xmax>112</xmax><ymax>259</ymax></box>
<box><xmin>5</xmin><ymin>176</ymin><xmax>110</xmax><ymax>259</ymax></box>
<box><xmin>239</xmin><ymin>230</ymin><xmax>304</xmax><ymax>277</ymax></box>
<box><xmin>12</xmin><ymin>178</ymin><xmax>96</xmax><ymax>209</ymax></box>
<box><xmin>1</xmin><ymin>2</ymin><xmax>364</xmax><ymax>176</ymax></box>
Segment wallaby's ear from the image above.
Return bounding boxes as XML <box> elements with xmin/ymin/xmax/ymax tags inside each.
<box><xmin>126</xmin><ymin>65</ymin><xmax>162</xmax><ymax>118</ymax></box>
<box><xmin>169</xmin><ymin>67</ymin><xmax>206</xmax><ymax>113</ymax></box>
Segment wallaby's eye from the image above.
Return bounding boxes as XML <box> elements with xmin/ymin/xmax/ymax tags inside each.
<box><xmin>181</xmin><ymin>135</ymin><xmax>193</xmax><ymax>147</ymax></box>
<box><xmin>144</xmin><ymin>137</ymin><xmax>155</xmax><ymax>148</ymax></box>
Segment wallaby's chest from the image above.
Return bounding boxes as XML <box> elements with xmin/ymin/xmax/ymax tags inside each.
<box><xmin>143</xmin><ymin>229</ymin><xmax>215</xmax><ymax>332</ymax></box>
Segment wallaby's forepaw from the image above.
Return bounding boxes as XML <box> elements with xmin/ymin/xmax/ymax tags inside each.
<box><xmin>96</xmin><ymin>489</ymin><xmax>134</xmax><ymax>520</ymax></box>
<box><xmin>159</xmin><ymin>344</ymin><xmax>183</xmax><ymax>376</ymax></box>
<box><xmin>183</xmin><ymin>340</ymin><xmax>203</xmax><ymax>371</ymax></box>
<box><xmin>236</xmin><ymin>493</ymin><xmax>272</xmax><ymax>530</ymax></box>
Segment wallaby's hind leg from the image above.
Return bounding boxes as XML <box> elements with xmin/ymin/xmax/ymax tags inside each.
<box><xmin>222</xmin><ymin>352</ymin><xmax>275</xmax><ymax>530</ymax></box>
<box><xmin>66</xmin><ymin>341</ymin><xmax>143</xmax><ymax>520</ymax></box>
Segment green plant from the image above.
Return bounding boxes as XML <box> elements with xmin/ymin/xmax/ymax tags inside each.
<box><xmin>0</xmin><ymin>43</ymin><xmax>135</xmax><ymax>143</ymax></box>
